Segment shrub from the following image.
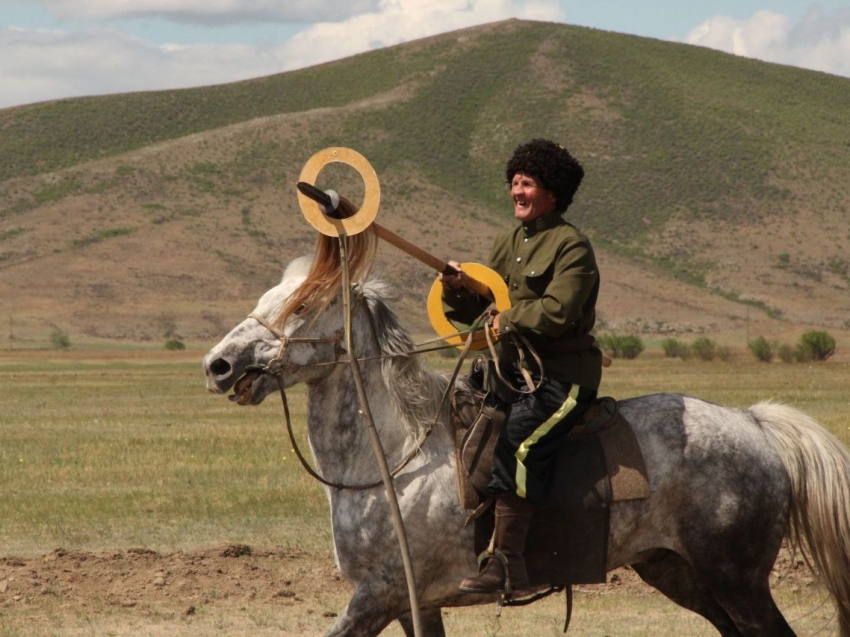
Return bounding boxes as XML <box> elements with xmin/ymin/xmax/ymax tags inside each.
<box><xmin>691</xmin><ymin>337</ymin><xmax>717</xmax><ymax>361</ymax></box>
<box><xmin>164</xmin><ymin>338</ymin><xmax>186</xmax><ymax>351</ymax></box>
<box><xmin>598</xmin><ymin>334</ymin><xmax>644</xmax><ymax>360</ymax></box>
<box><xmin>795</xmin><ymin>330</ymin><xmax>836</xmax><ymax>362</ymax></box>
<box><xmin>777</xmin><ymin>343</ymin><xmax>795</xmax><ymax>363</ymax></box>
<box><xmin>661</xmin><ymin>338</ymin><xmax>680</xmax><ymax>357</ymax></box>
<box><xmin>748</xmin><ymin>336</ymin><xmax>774</xmax><ymax>362</ymax></box>
<box><xmin>51</xmin><ymin>329</ymin><xmax>71</xmax><ymax>349</ymax></box>
<box><xmin>661</xmin><ymin>338</ymin><xmax>691</xmax><ymax>359</ymax></box>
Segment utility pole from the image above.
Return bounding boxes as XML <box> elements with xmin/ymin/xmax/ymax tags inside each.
<box><xmin>8</xmin><ymin>315</ymin><xmax>13</xmax><ymax>351</ymax></box>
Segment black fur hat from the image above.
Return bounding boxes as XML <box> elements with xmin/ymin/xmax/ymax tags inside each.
<box><xmin>505</xmin><ymin>139</ymin><xmax>584</xmax><ymax>211</ymax></box>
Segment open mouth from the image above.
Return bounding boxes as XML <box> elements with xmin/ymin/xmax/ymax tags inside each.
<box><xmin>229</xmin><ymin>371</ymin><xmax>263</xmax><ymax>405</ymax></box>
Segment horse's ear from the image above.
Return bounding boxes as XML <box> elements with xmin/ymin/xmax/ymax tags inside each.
<box><xmin>282</xmin><ymin>256</ymin><xmax>314</xmax><ymax>282</ymax></box>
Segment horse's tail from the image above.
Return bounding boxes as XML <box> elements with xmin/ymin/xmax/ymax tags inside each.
<box><xmin>751</xmin><ymin>401</ymin><xmax>850</xmax><ymax>636</ymax></box>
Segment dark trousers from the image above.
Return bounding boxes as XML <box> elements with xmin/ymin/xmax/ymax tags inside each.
<box><xmin>486</xmin><ymin>378</ymin><xmax>595</xmax><ymax>503</ymax></box>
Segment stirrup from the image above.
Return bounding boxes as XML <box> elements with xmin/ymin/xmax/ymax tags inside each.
<box><xmin>476</xmin><ymin>549</ymin><xmax>515</xmax><ymax>596</ymax></box>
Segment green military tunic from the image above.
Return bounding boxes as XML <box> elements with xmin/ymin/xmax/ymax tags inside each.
<box><xmin>445</xmin><ymin>210</ymin><xmax>601</xmax><ymax>392</ymax></box>
<box><xmin>491</xmin><ymin>211</ymin><xmax>602</xmax><ymax>392</ymax></box>
<box><xmin>445</xmin><ymin>210</ymin><xmax>603</xmax><ymax>500</ymax></box>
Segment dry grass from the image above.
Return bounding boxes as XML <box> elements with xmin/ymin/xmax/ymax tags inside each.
<box><xmin>0</xmin><ymin>348</ymin><xmax>330</xmax><ymax>556</ymax></box>
<box><xmin>2</xmin><ymin>347</ymin><xmax>848</xmax><ymax>553</ymax></box>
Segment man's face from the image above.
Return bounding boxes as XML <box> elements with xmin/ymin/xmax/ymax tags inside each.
<box><xmin>510</xmin><ymin>172</ymin><xmax>557</xmax><ymax>223</ymax></box>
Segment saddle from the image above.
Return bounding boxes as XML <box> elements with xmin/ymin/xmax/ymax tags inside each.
<box><xmin>451</xmin><ymin>371</ymin><xmax>650</xmax><ymax>585</ymax></box>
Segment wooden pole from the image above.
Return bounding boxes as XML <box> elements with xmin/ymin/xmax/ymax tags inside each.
<box><xmin>373</xmin><ymin>224</ymin><xmax>494</xmax><ymax>301</ymax></box>
<box><xmin>338</xmin><ymin>233</ymin><xmax>424</xmax><ymax>637</ymax></box>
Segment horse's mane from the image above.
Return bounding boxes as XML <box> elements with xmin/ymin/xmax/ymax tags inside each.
<box><xmin>358</xmin><ymin>278</ymin><xmax>450</xmax><ymax>441</ymax></box>
<box><xmin>274</xmin><ymin>195</ymin><xmax>449</xmax><ymax>442</ymax></box>
<box><xmin>274</xmin><ymin>195</ymin><xmax>377</xmax><ymax>330</ymax></box>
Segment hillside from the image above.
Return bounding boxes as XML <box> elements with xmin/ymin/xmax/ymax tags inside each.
<box><xmin>1</xmin><ymin>19</ymin><xmax>849</xmax><ymax>348</ymax></box>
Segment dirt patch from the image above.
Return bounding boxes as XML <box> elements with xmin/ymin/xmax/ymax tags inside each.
<box><xmin>0</xmin><ymin>545</ymin><xmax>350</xmax><ymax>635</ymax></box>
<box><xmin>0</xmin><ymin>544</ymin><xmax>343</xmax><ymax>607</ymax></box>
<box><xmin>0</xmin><ymin>544</ymin><xmax>820</xmax><ymax>635</ymax></box>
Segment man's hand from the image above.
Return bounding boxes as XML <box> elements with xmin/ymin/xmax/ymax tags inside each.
<box><xmin>439</xmin><ymin>259</ymin><xmax>464</xmax><ymax>290</ymax></box>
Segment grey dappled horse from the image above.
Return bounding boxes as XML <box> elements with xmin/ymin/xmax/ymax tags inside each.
<box><xmin>203</xmin><ymin>256</ymin><xmax>850</xmax><ymax>637</ymax></box>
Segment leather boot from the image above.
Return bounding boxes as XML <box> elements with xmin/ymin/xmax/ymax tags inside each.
<box><xmin>459</xmin><ymin>492</ymin><xmax>535</xmax><ymax>594</ymax></box>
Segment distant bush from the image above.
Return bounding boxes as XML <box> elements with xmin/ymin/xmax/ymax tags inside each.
<box><xmin>164</xmin><ymin>338</ymin><xmax>186</xmax><ymax>351</ymax></box>
<box><xmin>691</xmin><ymin>337</ymin><xmax>717</xmax><ymax>361</ymax></box>
<box><xmin>661</xmin><ymin>338</ymin><xmax>691</xmax><ymax>359</ymax></box>
<box><xmin>777</xmin><ymin>343</ymin><xmax>795</xmax><ymax>363</ymax></box>
<box><xmin>795</xmin><ymin>330</ymin><xmax>836</xmax><ymax>362</ymax></box>
<box><xmin>748</xmin><ymin>336</ymin><xmax>774</xmax><ymax>362</ymax></box>
<box><xmin>598</xmin><ymin>334</ymin><xmax>644</xmax><ymax>360</ymax></box>
<box><xmin>51</xmin><ymin>329</ymin><xmax>71</xmax><ymax>349</ymax></box>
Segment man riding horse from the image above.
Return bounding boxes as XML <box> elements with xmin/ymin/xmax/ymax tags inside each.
<box><xmin>441</xmin><ymin>138</ymin><xmax>603</xmax><ymax>595</ymax></box>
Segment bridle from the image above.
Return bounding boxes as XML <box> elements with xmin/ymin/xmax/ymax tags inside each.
<box><xmin>243</xmin><ymin>308</ymin><xmax>473</xmax><ymax>491</ymax></box>
<box><xmin>246</xmin><ymin>311</ymin><xmax>347</xmax><ymax>375</ymax></box>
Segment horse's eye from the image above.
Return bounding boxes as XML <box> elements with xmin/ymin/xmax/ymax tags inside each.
<box><xmin>294</xmin><ymin>304</ymin><xmax>307</xmax><ymax>315</ymax></box>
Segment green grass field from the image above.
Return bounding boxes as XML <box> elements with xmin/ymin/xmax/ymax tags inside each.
<box><xmin>0</xmin><ymin>348</ymin><xmax>847</xmax><ymax>634</ymax></box>
<box><xmin>0</xmin><ymin>350</ymin><xmax>330</xmax><ymax>556</ymax></box>
<box><xmin>2</xmin><ymin>348</ymin><xmax>847</xmax><ymax>555</ymax></box>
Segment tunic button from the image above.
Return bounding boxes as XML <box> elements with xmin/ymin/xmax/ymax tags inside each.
<box><xmin>516</xmin><ymin>257</ymin><xmax>522</xmax><ymax>263</ymax></box>
<box><xmin>511</xmin><ymin>283</ymin><xmax>518</xmax><ymax>289</ymax></box>
<box><xmin>530</xmin><ymin>270</ymin><xmax>535</xmax><ymax>275</ymax></box>
<box><xmin>523</xmin><ymin>238</ymin><xmax>528</xmax><ymax>243</ymax></box>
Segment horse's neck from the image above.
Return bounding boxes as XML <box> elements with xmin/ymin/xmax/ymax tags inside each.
<box><xmin>304</xmin><ymin>322</ymin><xmax>421</xmax><ymax>484</ymax></box>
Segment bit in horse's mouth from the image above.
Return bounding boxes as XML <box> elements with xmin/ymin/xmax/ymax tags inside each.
<box><xmin>229</xmin><ymin>371</ymin><xmax>263</xmax><ymax>405</ymax></box>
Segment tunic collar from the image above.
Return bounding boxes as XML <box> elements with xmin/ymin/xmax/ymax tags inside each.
<box><xmin>521</xmin><ymin>211</ymin><xmax>565</xmax><ymax>237</ymax></box>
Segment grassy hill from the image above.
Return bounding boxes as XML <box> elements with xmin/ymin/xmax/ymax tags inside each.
<box><xmin>1</xmin><ymin>19</ymin><xmax>849</xmax><ymax>348</ymax></box>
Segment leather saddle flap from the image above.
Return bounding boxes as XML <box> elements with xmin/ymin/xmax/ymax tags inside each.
<box><xmin>474</xmin><ymin>406</ymin><xmax>650</xmax><ymax>586</ymax></box>
<box><xmin>475</xmin><ymin>435</ymin><xmax>610</xmax><ymax>585</ymax></box>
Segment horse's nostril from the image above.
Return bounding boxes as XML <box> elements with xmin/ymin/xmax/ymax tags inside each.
<box><xmin>210</xmin><ymin>358</ymin><xmax>231</xmax><ymax>376</ymax></box>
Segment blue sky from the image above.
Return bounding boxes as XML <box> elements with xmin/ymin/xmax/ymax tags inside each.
<box><xmin>1</xmin><ymin>1</ymin><xmax>848</xmax><ymax>109</ymax></box>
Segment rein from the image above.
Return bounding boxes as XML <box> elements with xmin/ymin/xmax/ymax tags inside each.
<box><xmin>245</xmin><ymin>309</ymin><xmax>477</xmax><ymax>491</ymax></box>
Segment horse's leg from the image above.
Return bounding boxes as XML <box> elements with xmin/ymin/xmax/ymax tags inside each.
<box><xmin>675</xmin><ymin>518</ymin><xmax>795</xmax><ymax>635</ymax></box>
<box><xmin>660</xmin><ymin>532</ymin><xmax>795</xmax><ymax>637</ymax></box>
<box><xmin>397</xmin><ymin>609</ymin><xmax>447</xmax><ymax>637</ymax></box>
<box><xmin>324</xmin><ymin>585</ymin><xmax>405</xmax><ymax>637</ymax></box>
<box><xmin>632</xmin><ymin>550</ymin><xmax>743</xmax><ymax>636</ymax></box>
<box><xmin>680</xmin><ymin>497</ymin><xmax>795</xmax><ymax>635</ymax></box>
<box><xmin>707</xmin><ymin>576</ymin><xmax>795</xmax><ymax>636</ymax></box>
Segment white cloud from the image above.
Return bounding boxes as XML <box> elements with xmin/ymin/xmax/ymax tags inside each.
<box><xmin>41</xmin><ymin>0</ymin><xmax>382</xmax><ymax>25</ymax></box>
<box><xmin>0</xmin><ymin>0</ymin><xmax>563</xmax><ymax>109</ymax></box>
<box><xmin>0</xmin><ymin>27</ymin><xmax>291</xmax><ymax>108</ymax></box>
<box><xmin>682</xmin><ymin>6</ymin><xmax>850</xmax><ymax>78</ymax></box>
<box><xmin>5</xmin><ymin>2</ymin><xmax>848</xmax><ymax>112</ymax></box>
<box><xmin>279</xmin><ymin>0</ymin><xmax>564</xmax><ymax>69</ymax></box>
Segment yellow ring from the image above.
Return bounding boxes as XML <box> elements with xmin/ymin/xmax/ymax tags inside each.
<box><xmin>427</xmin><ymin>263</ymin><xmax>511</xmax><ymax>350</ymax></box>
<box><xmin>297</xmin><ymin>147</ymin><xmax>381</xmax><ymax>236</ymax></box>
